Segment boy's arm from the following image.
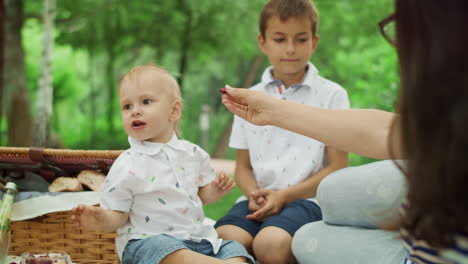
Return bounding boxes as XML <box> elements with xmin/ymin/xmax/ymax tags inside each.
<box><xmin>234</xmin><ymin>149</ymin><xmax>266</xmax><ymax>212</ymax></box>
<box><xmin>71</xmin><ymin>204</ymin><xmax>129</xmax><ymax>233</ymax></box>
<box><xmin>234</xmin><ymin>149</ymin><xmax>258</xmax><ymax>196</ymax></box>
<box><xmin>247</xmin><ymin>146</ymin><xmax>348</xmax><ymax>220</ymax></box>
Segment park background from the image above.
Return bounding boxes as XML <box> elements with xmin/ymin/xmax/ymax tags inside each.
<box><xmin>0</xmin><ymin>0</ymin><xmax>397</xmax><ymax>219</ymax></box>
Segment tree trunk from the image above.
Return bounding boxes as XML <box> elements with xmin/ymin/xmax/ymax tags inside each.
<box><xmin>104</xmin><ymin>0</ymin><xmax>116</xmax><ymax>135</ymax></box>
<box><xmin>105</xmin><ymin>47</ymin><xmax>116</xmax><ymax>135</ymax></box>
<box><xmin>0</xmin><ymin>0</ymin><xmax>5</xmax><ymax>144</ymax></box>
<box><xmin>5</xmin><ymin>0</ymin><xmax>32</xmax><ymax>147</ymax></box>
<box><xmin>32</xmin><ymin>0</ymin><xmax>56</xmax><ymax>147</ymax></box>
<box><xmin>212</xmin><ymin>55</ymin><xmax>263</xmax><ymax>158</ymax></box>
<box><xmin>88</xmin><ymin>37</ymin><xmax>97</xmax><ymax>145</ymax></box>
<box><xmin>177</xmin><ymin>0</ymin><xmax>192</xmax><ymax>92</ymax></box>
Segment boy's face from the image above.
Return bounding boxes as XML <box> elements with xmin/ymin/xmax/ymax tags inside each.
<box><xmin>119</xmin><ymin>71</ymin><xmax>181</xmax><ymax>143</ymax></box>
<box><xmin>258</xmin><ymin>16</ymin><xmax>319</xmax><ymax>78</ymax></box>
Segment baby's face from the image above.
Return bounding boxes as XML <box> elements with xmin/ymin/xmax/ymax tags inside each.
<box><xmin>119</xmin><ymin>71</ymin><xmax>177</xmax><ymax>143</ymax></box>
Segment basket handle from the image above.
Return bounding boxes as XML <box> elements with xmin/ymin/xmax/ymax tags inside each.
<box><xmin>28</xmin><ymin>147</ymin><xmax>68</xmax><ymax>182</ymax></box>
<box><xmin>29</xmin><ymin>147</ymin><xmax>50</xmax><ymax>163</ymax></box>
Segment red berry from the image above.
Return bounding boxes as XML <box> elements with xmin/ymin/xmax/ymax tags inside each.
<box><xmin>219</xmin><ymin>88</ymin><xmax>227</xmax><ymax>94</ymax></box>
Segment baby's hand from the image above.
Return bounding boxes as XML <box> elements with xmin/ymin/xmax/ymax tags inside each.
<box><xmin>199</xmin><ymin>172</ymin><xmax>236</xmax><ymax>204</ymax></box>
<box><xmin>71</xmin><ymin>204</ymin><xmax>104</xmax><ymax>231</ymax></box>
<box><xmin>213</xmin><ymin>172</ymin><xmax>236</xmax><ymax>194</ymax></box>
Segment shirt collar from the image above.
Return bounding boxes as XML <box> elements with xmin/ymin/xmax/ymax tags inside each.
<box><xmin>261</xmin><ymin>62</ymin><xmax>319</xmax><ymax>91</ymax></box>
<box><xmin>128</xmin><ymin>133</ymin><xmax>185</xmax><ymax>155</ymax></box>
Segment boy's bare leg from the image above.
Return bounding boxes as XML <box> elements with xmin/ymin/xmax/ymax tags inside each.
<box><xmin>253</xmin><ymin>226</ymin><xmax>297</xmax><ymax>264</ymax></box>
<box><xmin>216</xmin><ymin>225</ymin><xmax>254</xmax><ymax>253</ymax></box>
<box><xmin>160</xmin><ymin>249</ymin><xmax>247</xmax><ymax>264</ymax></box>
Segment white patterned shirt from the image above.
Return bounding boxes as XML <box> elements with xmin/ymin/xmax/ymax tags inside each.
<box><xmin>100</xmin><ymin>135</ymin><xmax>222</xmax><ymax>259</ymax></box>
<box><xmin>230</xmin><ymin>62</ymin><xmax>349</xmax><ymax>201</ymax></box>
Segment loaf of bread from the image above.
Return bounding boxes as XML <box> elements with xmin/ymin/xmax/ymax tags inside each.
<box><xmin>77</xmin><ymin>170</ymin><xmax>106</xmax><ymax>191</ymax></box>
<box><xmin>48</xmin><ymin>177</ymin><xmax>83</xmax><ymax>192</ymax></box>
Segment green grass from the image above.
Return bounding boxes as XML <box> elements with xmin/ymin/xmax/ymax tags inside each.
<box><xmin>203</xmin><ymin>187</ymin><xmax>242</xmax><ymax>220</ymax></box>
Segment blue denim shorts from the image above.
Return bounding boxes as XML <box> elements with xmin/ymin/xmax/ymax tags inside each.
<box><xmin>122</xmin><ymin>234</ymin><xmax>255</xmax><ymax>264</ymax></box>
<box><xmin>215</xmin><ymin>199</ymin><xmax>322</xmax><ymax>237</ymax></box>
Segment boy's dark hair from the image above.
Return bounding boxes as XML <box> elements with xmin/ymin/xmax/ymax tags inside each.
<box><xmin>393</xmin><ymin>0</ymin><xmax>468</xmax><ymax>248</ymax></box>
<box><xmin>259</xmin><ymin>0</ymin><xmax>319</xmax><ymax>37</ymax></box>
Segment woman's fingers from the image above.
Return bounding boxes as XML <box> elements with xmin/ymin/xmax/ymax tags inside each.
<box><xmin>222</xmin><ymin>96</ymin><xmax>248</xmax><ymax>118</ymax></box>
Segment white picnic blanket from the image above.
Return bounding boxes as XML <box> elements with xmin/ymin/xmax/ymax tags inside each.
<box><xmin>10</xmin><ymin>192</ymin><xmax>101</xmax><ymax>221</ymax></box>
<box><xmin>9</xmin><ymin>191</ymin><xmax>216</xmax><ymax>225</ymax></box>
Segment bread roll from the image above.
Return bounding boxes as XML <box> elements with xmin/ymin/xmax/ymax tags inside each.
<box><xmin>48</xmin><ymin>177</ymin><xmax>83</xmax><ymax>192</ymax></box>
<box><xmin>77</xmin><ymin>170</ymin><xmax>106</xmax><ymax>191</ymax></box>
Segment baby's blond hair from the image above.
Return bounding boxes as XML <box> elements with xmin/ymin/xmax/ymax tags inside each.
<box><xmin>119</xmin><ymin>63</ymin><xmax>183</xmax><ymax>137</ymax></box>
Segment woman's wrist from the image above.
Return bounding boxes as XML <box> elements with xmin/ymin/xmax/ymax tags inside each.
<box><xmin>267</xmin><ymin>98</ymin><xmax>288</xmax><ymax>127</ymax></box>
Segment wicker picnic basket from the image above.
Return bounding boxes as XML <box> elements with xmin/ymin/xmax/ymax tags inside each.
<box><xmin>10</xmin><ymin>211</ymin><xmax>119</xmax><ymax>264</ymax></box>
<box><xmin>0</xmin><ymin>146</ymin><xmax>123</xmax><ymax>182</ymax></box>
<box><xmin>0</xmin><ymin>146</ymin><xmax>124</xmax><ymax>263</ymax></box>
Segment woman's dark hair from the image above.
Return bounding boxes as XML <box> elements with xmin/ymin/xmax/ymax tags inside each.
<box><xmin>394</xmin><ymin>0</ymin><xmax>468</xmax><ymax>248</ymax></box>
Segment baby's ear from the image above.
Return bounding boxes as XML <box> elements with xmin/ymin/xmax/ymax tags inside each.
<box><xmin>170</xmin><ymin>99</ymin><xmax>182</xmax><ymax>121</ymax></box>
<box><xmin>257</xmin><ymin>34</ymin><xmax>266</xmax><ymax>54</ymax></box>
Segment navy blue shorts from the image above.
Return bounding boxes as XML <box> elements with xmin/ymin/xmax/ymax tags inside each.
<box><xmin>214</xmin><ymin>199</ymin><xmax>322</xmax><ymax>237</ymax></box>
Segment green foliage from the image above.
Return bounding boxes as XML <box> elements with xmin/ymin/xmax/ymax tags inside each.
<box><xmin>1</xmin><ymin>0</ymin><xmax>399</xmax><ymax>166</ymax></box>
<box><xmin>13</xmin><ymin>0</ymin><xmax>398</xmax><ymax>158</ymax></box>
<box><xmin>0</xmin><ymin>0</ymin><xmax>403</xmax><ymax>220</ymax></box>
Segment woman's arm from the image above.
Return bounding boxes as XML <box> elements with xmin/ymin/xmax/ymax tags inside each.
<box><xmin>221</xmin><ymin>87</ymin><xmax>402</xmax><ymax>160</ymax></box>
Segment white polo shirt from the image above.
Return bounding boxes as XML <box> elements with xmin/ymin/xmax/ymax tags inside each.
<box><xmin>100</xmin><ymin>135</ymin><xmax>222</xmax><ymax>259</ymax></box>
<box><xmin>229</xmin><ymin>62</ymin><xmax>349</xmax><ymax>198</ymax></box>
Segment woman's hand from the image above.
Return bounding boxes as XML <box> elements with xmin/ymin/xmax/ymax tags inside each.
<box><xmin>221</xmin><ymin>85</ymin><xmax>277</xmax><ymax>126</ymax></box>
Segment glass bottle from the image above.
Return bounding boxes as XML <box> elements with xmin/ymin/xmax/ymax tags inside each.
<box><xmin>0</xmin><ymin>182</ymin><xmax>17</xmax><ymax>264</ymax></box>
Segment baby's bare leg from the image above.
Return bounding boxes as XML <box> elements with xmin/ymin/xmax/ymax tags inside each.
<box><xmin>160</xmin><ymin>249</ymin><xmax>247</xmax><ymax>264</ymax></box>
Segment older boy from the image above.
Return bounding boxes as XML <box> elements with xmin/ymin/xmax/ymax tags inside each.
<box><xmin>215</xmin><ymin>0</ymin><xmax>349</xmax><ymax>263</ymax></box>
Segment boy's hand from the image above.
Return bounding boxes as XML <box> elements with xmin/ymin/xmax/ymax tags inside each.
<box><xmin>248</xmin><ymin>192</ymin><xmax>266</xmax><ymax>212</ymax></box>
<box><xmin>246</xmin><ymin>189</ymin><xmax>287</xmax><ymax>221</ymax></box>
<box><xmin>71</xmin><ymin>204</ymin><xmax>106</xmax><ymax>231</ymax></box>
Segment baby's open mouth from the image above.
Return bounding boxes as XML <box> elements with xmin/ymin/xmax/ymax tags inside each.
<box><xmin>132</xmin><ymin>120</ymin><xmax>146</xmax><ymax>128</ymax></box>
